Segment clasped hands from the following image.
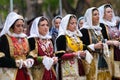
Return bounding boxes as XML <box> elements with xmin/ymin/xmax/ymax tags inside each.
<box><xmin>94</xmin><ymin>40</ymin><xmax>120</xmax><ymax>49</ymax></box>
<box><xmin>43</xmin><ymin>56</ymin><xmax>58</xmax><ymax>64</ymax></box>
<box><xmin>73</xmin><ymin>51</ymin><xmax>86</xmax><ymax>59</ymax></box>
<box><xmin>106</xmin><ymin>40</ymin><xmax>120</xmax><ymax>47</ymax></box>
<box><xmin>16</xmin><ymin>58</ymin><xmax>34</xmax><ymax>69</ymax></box>
<box><xmin>42</xmin><ymin>56</ymin><xmax>58</xmax><ymax>70</ymax></box>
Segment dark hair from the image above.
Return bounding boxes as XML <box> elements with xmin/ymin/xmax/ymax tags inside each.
<box><xmin>55</xmin><ymin>16</ymin><xmax>62</xmax><ymax>20</ymax></box>
<box><xmin>38</xmin><ymin>17</ymin><xmax>49</xmax><ymax>26</ymax></box>
<box><xmin>67</xmin><ymin>14</ymin><xmax>77</xmax><ymax>27</ymax></box>
<box><xmin>69</xmin><ymin>15</ymin><xmax>77</xmax><ymax>22</ymax></box>
<box><xmin>53</xmin><ymin>16</ymin><xmax>62</xmax><ymax>23</ymax></box>
<box><xmin>104</xmin><ymin>4</ymin><xmax>112</xmax><ymax>10</ymax></box>
<box><xmin>92</xmin><ymin>8</ymin><xmax>98</xmax><ymax>12</ymax></box>
<box><xmin>11</xmin><ymin>19</ymin><xmax>24</xmax><ymax>29</ymax></box>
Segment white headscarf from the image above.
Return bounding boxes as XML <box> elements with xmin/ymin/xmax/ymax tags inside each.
<box><xmin>58</xmin><ymin>14</ymin><xmax>82</xmax><ymax>38</ymax></box>
<box><xmin>77</xmin><ymin>16</ymin><xmax>85</xmax><ymax>30</ymax></box>
<box><xmin>83</xmin><ymin>7</ymin><xmax>102</xmax><ymax>36</ymax></box>
<box><xmin>98</xmin><ymin>4</ymin><xmax>116</xmax><ymax>27</ymax></box>
<box><xmin>77</xmin><ymin>17</ymin><xmax>85</xmax><ymax>25</ymax></box>
<box><xmin>28</xmin><ymin>17</ymin><xmax>51</xmax><ymax>39</ymax></box>
<box><xmin>52</xmin><ymin>15</ymin><xmax>62</xmax><ymax>28</ymax></box>
<box><xmin>0</xmin><ymin>12</ymin><xmax>26</xmax><ymax>37</ymax></box>
<box><xmin>83</xmin><ymin>7</ymin><xmax>102</xmax><ymax>30</ymax></box>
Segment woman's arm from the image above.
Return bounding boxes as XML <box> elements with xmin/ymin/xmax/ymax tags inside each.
<box><xmin>0</xmin><ymin>35</ymin><xmax>16</xmax><ymax>68</ymax></box>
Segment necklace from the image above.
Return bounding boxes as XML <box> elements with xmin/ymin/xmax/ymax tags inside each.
<box><xmin>66</xmin><ymin>35</ymin><xmax>83</xmax><ymax>52</ymax></box>
<box><xmin>37</xmin><ymin>39</ymin><xmax>53</xmax><ymax>56</ymax></box>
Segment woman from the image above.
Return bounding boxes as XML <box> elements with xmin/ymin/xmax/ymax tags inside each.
<box><xmin>28</xmin><ymin>16</ymin><xmax>58</xmax><ymax>80</ymax></box>
<box><xmin>98</xmin><ymin>4</ymin><xmax>120</xmax><ymax>41</ymax></box>
<box><xmin>80</xmin><ymin>7</ymin><xmax>112</xmax><ymax>80</ymax></box>
<box><xmin>50</xmin><ymin>15</ymin><xmax>62</xmax><ymax>45</ymax></box>
<box><xmin>0</xmin><ymin>12</ymin><xmax>34</xmax><ymax>80</ymax></box>
<box><xmin>98</xmin><ymin>4</ymin><xmax>120</xmax><ymax>80</ymax></box>
<box><xmin>77</xmin><ymin>16</ymin><xmax>85</xmax><ymax>30</ymax></box>
<box><xmin>56</xmin><ymin>14</ymin><xmax>92</xmax><ymax>80</ymax></box>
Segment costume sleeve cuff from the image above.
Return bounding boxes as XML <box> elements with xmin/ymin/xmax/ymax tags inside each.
<box><xmin>88</xmin><ymin>44</ymin><xmax>95</xmax><ymax>51</ymax></box>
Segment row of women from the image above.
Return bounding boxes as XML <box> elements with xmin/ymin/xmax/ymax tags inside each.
<box><xmin>0</xmin><ymin>3</ymin><xmax>120</xmax><ymax>80</ymax></box>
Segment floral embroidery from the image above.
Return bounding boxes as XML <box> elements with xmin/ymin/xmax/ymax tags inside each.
<box><xmin>11</xmin><ymin>37</ymin><xmax>29</xmax><ymax>56</ymax></box>
<box><xmin>37</xmin><ymin>39</ymin><xmax>53</xmax><ymax>57</ymax></box>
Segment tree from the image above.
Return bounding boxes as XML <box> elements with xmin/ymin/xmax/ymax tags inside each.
<box><xmin>42</xmin><ymin>0</ymin><xmax>120</xmax><ymax>18</ymax></box>
<box><xmin>62</xmin><ymin>0</ymin><xmax>91</xmax><ymax>17</ymax></box>
<box><xmin>0</xmin><ymin>0</ymin><xmax>9</xmax><ymax>22</ymax></box>
<box><xmin>0</xmin><ymin>0</ymin><xmax>120</xmax><ymax>22</ymax></box>
<box><xmin>42</xmin><ymin>0</ymin><xmax>59</xmax><ymax>19</ymax></box>
<box><xmin>62</xmin><ymin>0</ymin><xmax>120</xmax><ymax>17</ymax></box>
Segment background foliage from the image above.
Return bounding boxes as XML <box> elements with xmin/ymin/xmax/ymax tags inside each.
<box><xmin>0</xmin><ymin>0</ymin><xmax>119</xmax><ymax>23</ymax></box>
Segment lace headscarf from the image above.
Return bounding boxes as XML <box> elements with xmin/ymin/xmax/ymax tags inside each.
<box><xmin>52</xmin><ymin>15</ymin><xmax>62</xmax><ymax>28</ymax></box>
<box><xmin>0</xmin><ymin>12</ymin><xmax>26</xmax><ymax>37</ymax></box>
<box><xmin>83</xmin><ymin>7</ymin><xmax>102</xmax><ymax>36</ymax></box>
<box><xmin>58</xmin><ymin>14</ymin><xmax>82</xmax><ymax>38</ymax></box>
<box><xmin>77</xmin><ymin>16</ymin><xmax>85</xmax><ymax>30</ymax></box>
<box><xmin>98</xmin><ymin>4</ymin><xmax>116</xmax><ymax>27</ymax></box>
<box><xmin>28</xmin><ymin>17</ymin><xmax>51</xmax><ymax>39</ymax></box>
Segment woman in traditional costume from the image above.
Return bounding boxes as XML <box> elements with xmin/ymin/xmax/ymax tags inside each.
<box><xmin>0</xmin><ymin>12</ymin><xmax>34</xmax><ymax>80</ymax></box>
<box><xmin>80</xmin><ymin>7</ymin><xmax>112</xmax><ymax>80</ymax></box>
<box><xmin>28</xmin><ymin>16</ymin><xmax>58</xmax><ymax>80</ymax></box>
<box><xmin>50</xmin><ymin>16</ymin><xmax>62</xmax><ymax>44</ymax></box>
<box><xmin>56</xmin><ymin>14</ymin><xmax>92</xmax><ymax>80</ymax></box>
<box><xmin>98</xmin><ymin>4</ymin><xmax>120</xmax><ymax>80</ymax></box>
<box><xmin>77</xmin><ymin>16</ymin><xmax>85</xmax><ymax>30</ymax></box>
<box><xmin>50</xmin><ymin>16</ymin><xmax>62</xmax><ymax>52</ymax></box>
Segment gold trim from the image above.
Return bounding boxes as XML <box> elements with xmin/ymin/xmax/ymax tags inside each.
<box><xmin>24</xmin><ymin>37</ymin><xmax>30</xmax><ymax>52</ymax></box>
<box><xmin>5</xmin><ymin>34</ymin><xmax>14</xmax><ymax>57</ymax></box>
<box><xmin>14</xmin><ymin>69</ymin><xmax>18</xmax><ymax>80</ymax></box>
<box><xmin>88</xmin><ymin>30</ymin><xmax>92</xmax><ymax>44</ymax></box>
<box><xmin>104</xmin><ymin>25</ymin><xmax>116</xmax><ymax>76</ymax></box>
<box><xmin>109</xmin><ymin>46</ymin><xmax>114</xmax><ymax>76</ymax></box>
<box><xmin>29</xmin><ymin>50</ymin><xmax>38</xmax><ymax>58</ymax></box>
<box><xmin>52</xmin><ymin>67</ymin><xmax>57</xmax><ymax>77</ymax></box>
<box><xmin>35</xmin><ymin>38</ymin><xmax>38</xmax><ymax>56</ymax></box>
<box><xmin>5</xmin><ymin>34</ymin><xmax>19</xmax><ymax>80</ymax></box>
<box><xmin>55</xmin><ymin>50</ymin><xmax>65</xmax><ymax>54</ymax></box>
<box><xmin>113</xmin><ymin>61</ymin><xmax>120</xmax><ymax>77</ymax></box>
<box><xmin>104</xmin><ymin>25</ymin><xmax>110</xmax><ymax>40</ymax></box>
<box><xmin>32</xmin><ymin>64</ymin><xmax>45</xmax><ymax>80</ymax></box>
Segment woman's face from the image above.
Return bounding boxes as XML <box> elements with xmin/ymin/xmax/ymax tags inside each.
<box><xmin>79</xmin><ymin>19</ymin><xmax>84</xmax><ymax>28</ymax></box>
<box><xmin>92</xmin><ymin>10</ymin><xmax>99</xmax><ymax>26</ymax></box>
<box><xmin>23</xmin><ymin>27</ymin><xmax>27</xmax><ymax>34</ymax></box>
<box><xmin>38</xmin><ymin>20</ymin><xmax>49</xmax><ymax>36</ymax></box>
<box><xmin>13</xmin><ymin>19</ymin><xmax>24</xmax><ymax>34</ymax></box>
<box><xmin>67</xmin><ymin>17</ymin><xmax>77</xmax><ymax>32</ymax></box>
<box><xmin>54</xmin><ymin>18</ymin><xmax>61</xmax><ymax>29</ymax></box>
<box><xmin>104</xmin><ymin>7</ymin><xmax>113</xmax><ymax>21</ymax></box>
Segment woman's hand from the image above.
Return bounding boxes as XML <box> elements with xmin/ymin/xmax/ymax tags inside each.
<box><xmin>79</xmin><ymin>51</ymin><xmax>86</xmax><ymax>59</ymax></box>
<box><xmin>16</xmin><ymin>59</ymin><xmax>23</xmax><ymax>69</ymax></box>
<box><xmin>52</xmin><ymin>57</ymin><xmax>58</xmax><ymax>64</ymax></box>
<box><xmin>94</xmin><ymin>41</ymin><xmax>103</xmax><ymax>49</ymax></box>
<box><xmin>106</xmin><ymin>40</ymin><xmax>120</xmax><ymax>47</ymax></box>
<box><xmin>73</xmin><ymin>51</ymin><xmax>86</xmax><ymax>59</ymax></box>
<box><xmin>113</xmin><ymin>41</ymin><xmax>120</xmax><ymax>47</ymax></box>
<box><xmin>23</xmin><ymin>58</ymin><xmax>34</xmax><ymax>68</ymax></box>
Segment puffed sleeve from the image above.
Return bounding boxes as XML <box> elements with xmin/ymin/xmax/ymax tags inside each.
<box><xmin>0</xmin><ymin>35</ymin><xmax>16</xmax><ymax>68</ymax></box>
<box><xmin>56</xmin><ymin>35</ymin><xmax>75</xmax><ymax>60</ymax></box>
